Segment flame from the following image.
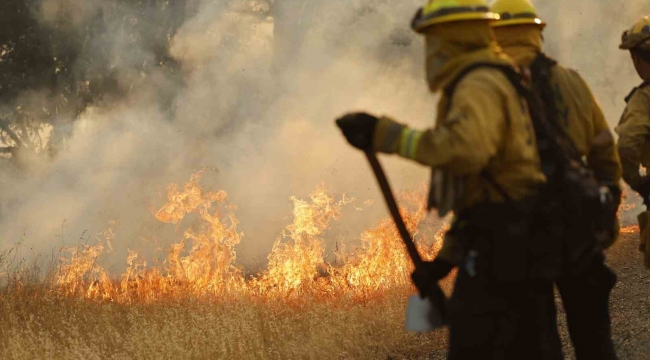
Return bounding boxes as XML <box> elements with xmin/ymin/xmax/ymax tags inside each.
<box><xmin>620</xmin><ymin>225</ymin><xmax>640</xmax><ymax>234</ymax></box>
<box><xmin>50</xmin><ymin>172</ymin><xmax>648</xmax><ymax>306</ymax></box>
<box><xmin>51</xmin><ymin>172</ymin><xmax>445</xmax><ymax>305</ymax></box>
<box><xmin>263</xmin><ymin>186</ymin><xmax>348</xmax><ymax>295</ymax></box>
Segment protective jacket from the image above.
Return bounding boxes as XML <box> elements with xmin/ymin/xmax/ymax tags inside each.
<box><xmin>617</xmin><ymin>83</ymin><xmax>650</xmax><ymax>269</ymax></box>
<box><xmin>494</xmin><ymin>25</ymin><xmax>621</xmax><ymax>185</ymax></box>
<box><xmin>373</xmin><ymin>22</ymin><xmax>545</xmax><ymax>216</ymax></box>
<box><xmin>616</xmin><ymin>82</ymin><xmax>650</xmax><ymax>190</ymax></box>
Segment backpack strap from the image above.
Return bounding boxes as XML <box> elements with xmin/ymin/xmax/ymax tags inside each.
<box><xmin>625</xmin><ymin>80</ymin><xmax>650</xmax><ymax>103</ymax></box>
<box><xmin>441</xmin><ymin>62</ymin><xmax>528</xmax><ymax>203</ymax></box>
<box><xmin>481</xmin><ymin>170</ymin><xmax>513</xmax><ymax>202</ymax></box>
<box><xmin>443</xmin><ymin>62</ymin><xmax>525</xmax><ymax>101</ymax></box>
<box><xmin>528</xmin><ymin>53</ymin><xmax>584</xmax><ymax>160</ymax></box>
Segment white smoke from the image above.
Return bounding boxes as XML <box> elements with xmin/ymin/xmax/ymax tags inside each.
<box><xmin>533</xmin><ymin>0</ymin><xmax>650</xmax><ymax>125</ymax></box>
<box><xmin>0</xmin><ymin>0</ymin><xmax>433</xmax><ymax>270</ymax></box>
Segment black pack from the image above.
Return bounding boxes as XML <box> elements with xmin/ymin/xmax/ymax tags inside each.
<box><xmin>527</xmin><ymin>54</ymin><xmax>603</xmax><ymax>270</ymax></box>
<box><xmin>439</xmin><ymin>57</ymin><xmax>602</xmax><ymax>276</ymax></box>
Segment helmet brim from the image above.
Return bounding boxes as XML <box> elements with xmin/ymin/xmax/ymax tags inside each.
<box><xmin>620</xmin><ymin>33</ymin><xmax>650</xmax><ymax>50</ymax></box>
<box><xmin>413</xmin><ymin>12</ymin><xmax>500</xmax><ymax>33</ymax></box>
<box><xmin>492</xmin><ymin>18</ymin><xmax>545</xmax><ymax>28</ymax></box>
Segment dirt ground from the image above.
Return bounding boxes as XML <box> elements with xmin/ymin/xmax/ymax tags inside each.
<box><xmin>580</xmin><ymin>231</ymin><xmax>650</xmax><ymax>360</ymax></box>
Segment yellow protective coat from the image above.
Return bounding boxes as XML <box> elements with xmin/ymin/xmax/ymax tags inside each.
<box><xmin>373</xmin><ymin>21</ymin><xmax>544</xmax><ymax>212</ymax></box>
<box><xmin>494</xmin><ymin>25</ymin><xmax>622</xmax><ymax>184</ymax></box>
<box><xmin>616</xmin><ymin>82</ymin><xmax>650</xmax><ymax>190</ymax></box>
<box><xmin>617</xmin><ymin>82</ymin><xmax>650</xmax><ymax>265</ymax></box>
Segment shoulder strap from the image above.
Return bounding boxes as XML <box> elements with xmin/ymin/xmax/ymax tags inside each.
<box><xmin>528</xmin><ymin>53</ymin><xmax>584</xmax><ymax>159</ymax></box>
<box><xmin>481</xmin><ymin>170</ymin><xmax>513</xmax><ymax>202</ymax></box>
<box><xmin>530</xmin><ymin>53</ymin><xmax>558</xmax><ymax>73</ymax></box>
<box><xmin>442</xmin><ymin>62</ymin><xmax>526</xmax><ymax>203</ymax></box>
<box><xmin>444</xmin><ymin>62</ymin><xmax>525</xmax><ymax>107</ymax></box>
<box><xmin>625</xmin><ymin>80</ymin><xmax>650</xmax><ymax>103</ymax></box>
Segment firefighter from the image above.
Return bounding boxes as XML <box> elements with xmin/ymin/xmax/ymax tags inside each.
<box><xmin>336</xmin><ymin>0</ymin><xmax>561</xmax><ymax>358</ymax></box>
<box><xmin>489</xmin><ymin>1</ymin><xmax>622</xmax><ymax>359</ymax></box>
<box><xmin>617</xmin><ymin>15</ymin><xmax>650</xmax><ymax>270</ymax></box>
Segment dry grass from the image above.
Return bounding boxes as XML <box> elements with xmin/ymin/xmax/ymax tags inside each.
<box><xmin>0</xmin><ymin>282</ymin><xmax>448</xmax><ymax>360</ymax></box>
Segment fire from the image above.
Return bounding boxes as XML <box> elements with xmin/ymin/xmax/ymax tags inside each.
<box><xmin>50</xmin><ymin>171</ymin><xmax>445</xmax><ymax>305</ymax></box>
<box><xmin>620</xmin><ymin>225</ymin><xmax>640</xmax><ymax>234</ymax></box>
<box><xmin>262</xmin><ymin>187</ymin><xmax>347</xmax><ymax>295</ymax></box>
<box><xmin>49</xmin><ymin>174</ymin><xmax>646</xmax><ymax>306</ymax></box>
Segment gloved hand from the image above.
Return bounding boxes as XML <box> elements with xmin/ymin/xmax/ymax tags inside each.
<box><xmin>335</xmin><ymin>112</ymin><xmax>379</xmax><ymax>151</ymax></box>
<box><xmin>410</xmin><ymin>258</ymin><xmax>455</xmax><ymax>297</ymax></box>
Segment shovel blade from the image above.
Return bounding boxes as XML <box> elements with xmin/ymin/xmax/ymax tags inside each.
<box><xmin>405</xmin><ymin>295</ymin><xmax>445</xmax><ymax>332</ymax></box>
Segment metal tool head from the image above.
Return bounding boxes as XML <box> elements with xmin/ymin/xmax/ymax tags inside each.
<box><xmin>406</xmin><ymin>295</ymin><xmax>446</xmax><ymax>332</ymax></box>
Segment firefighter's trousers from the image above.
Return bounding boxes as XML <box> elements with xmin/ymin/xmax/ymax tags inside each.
<box><xmin>557</xmin><ymin>251</ymin><xmax>617</xmax><ymax>360</ymax></box>
<box><xmin>447</xmin><ymin>269</ymin><xmax>563</xmax><ymax>360</ymax></box>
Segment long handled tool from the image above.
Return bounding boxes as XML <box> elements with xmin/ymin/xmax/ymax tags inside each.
<box><xmin>364</xmin><ymin>150</ymin><xmax>447</xmax><ymax>331</ymax></box>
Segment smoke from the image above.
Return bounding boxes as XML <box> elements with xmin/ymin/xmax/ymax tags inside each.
<box><xmin>533</xmin><ymin>0</ymin><xmax>650</xmax><ymax>125</ymax></box>
<box><xmin>0</xmin><ymin>0</ymin><xmax>433</xmax><ymax>270</ymax></box>
<box><xmin>38</xmin><ymin>0</ymin><xmax>102</xmax><ymax>29</ymax></box>
<box><xmin>1</xmin><ymin>0</ymin><xmax>647</xmax><ymax>269</ymax></box>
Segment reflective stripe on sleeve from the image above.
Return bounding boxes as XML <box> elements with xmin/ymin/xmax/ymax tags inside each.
<box><xmin>399</xmin><ymin>128</ymin><xmax>424</xmax><ymax>159</ymax></box>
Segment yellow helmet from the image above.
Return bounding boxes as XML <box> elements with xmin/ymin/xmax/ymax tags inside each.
<box><xmin>490</xmin><ymin>0</ymin><xmax>545</xmax><ymax>28</ymax></box>
<box><xmin>620</xmin><ymin>15</ymin><xmax>650</xmax><ymax>50</ymax></box>
<box><xmin>411</xmin><ymin>0</ymin><xmax>499</xmax><ymax>33</ymax></box>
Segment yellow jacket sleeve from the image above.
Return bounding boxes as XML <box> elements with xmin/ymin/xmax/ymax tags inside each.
<box><xmin>373</xmin><ymin>70</ymin><xmax>506</xmax><ymax>175</ymax></box>
<box><xmin>551</xmin><ymin>67</ymin><xmax>621</xmax><ymax>185</ymax></box>
<box><xmin>616</xmin><ymin>87</ymin><xmax>650</xmax><ymax>190</ymax></box>
<box><xmin>575</xmin><ymin>73</ymin><xmax>621</xmax><ymax>185</ymax></box>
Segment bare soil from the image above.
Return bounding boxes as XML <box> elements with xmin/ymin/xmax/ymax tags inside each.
<box><xmin>588</xmin><ymin>231</ymin><xmax>650</xmax><ymax>360</ymax></box>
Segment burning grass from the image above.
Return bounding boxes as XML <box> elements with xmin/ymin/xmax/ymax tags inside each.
<box><xmin>0</xmin><ymin>171</ymin><xmax>449</xmax><ymax>359</ymax></box>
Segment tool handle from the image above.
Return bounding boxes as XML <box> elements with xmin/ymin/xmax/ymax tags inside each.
<box><xmin>365</xmin><ymin>150</ymin><xmax>449</xmax><ymax>324</ymax></box>
<box><xmin>365</xmin><ymin>150</ymin><xmax>423</xmax><ymax>267</ymax></box>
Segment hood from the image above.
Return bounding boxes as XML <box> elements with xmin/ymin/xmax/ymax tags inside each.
<box><xmin>424</xmin><ymin>20</ymin><xmax>512</xmax><ymax>92</ymax></box>
<box><xmin>493</xmin><ymin>24</ymin><xmax>543</xmax><ymax>66</ymax></box>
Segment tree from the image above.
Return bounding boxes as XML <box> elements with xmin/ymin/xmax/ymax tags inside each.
<box><xmin>0</xmin><ymin>0</ymin><xmax>193</xmax><ymax>161</ymax></box>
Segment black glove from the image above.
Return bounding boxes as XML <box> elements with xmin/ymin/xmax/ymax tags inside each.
<box><xmin>335</xmin><ymin>112</ymin><xmax>379</xmax><ymax>150</ymax></box>
<box><xmin>410</xmin><ymin>258</ymin><xmax>454</xmax><ymax>297</ymax></box>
